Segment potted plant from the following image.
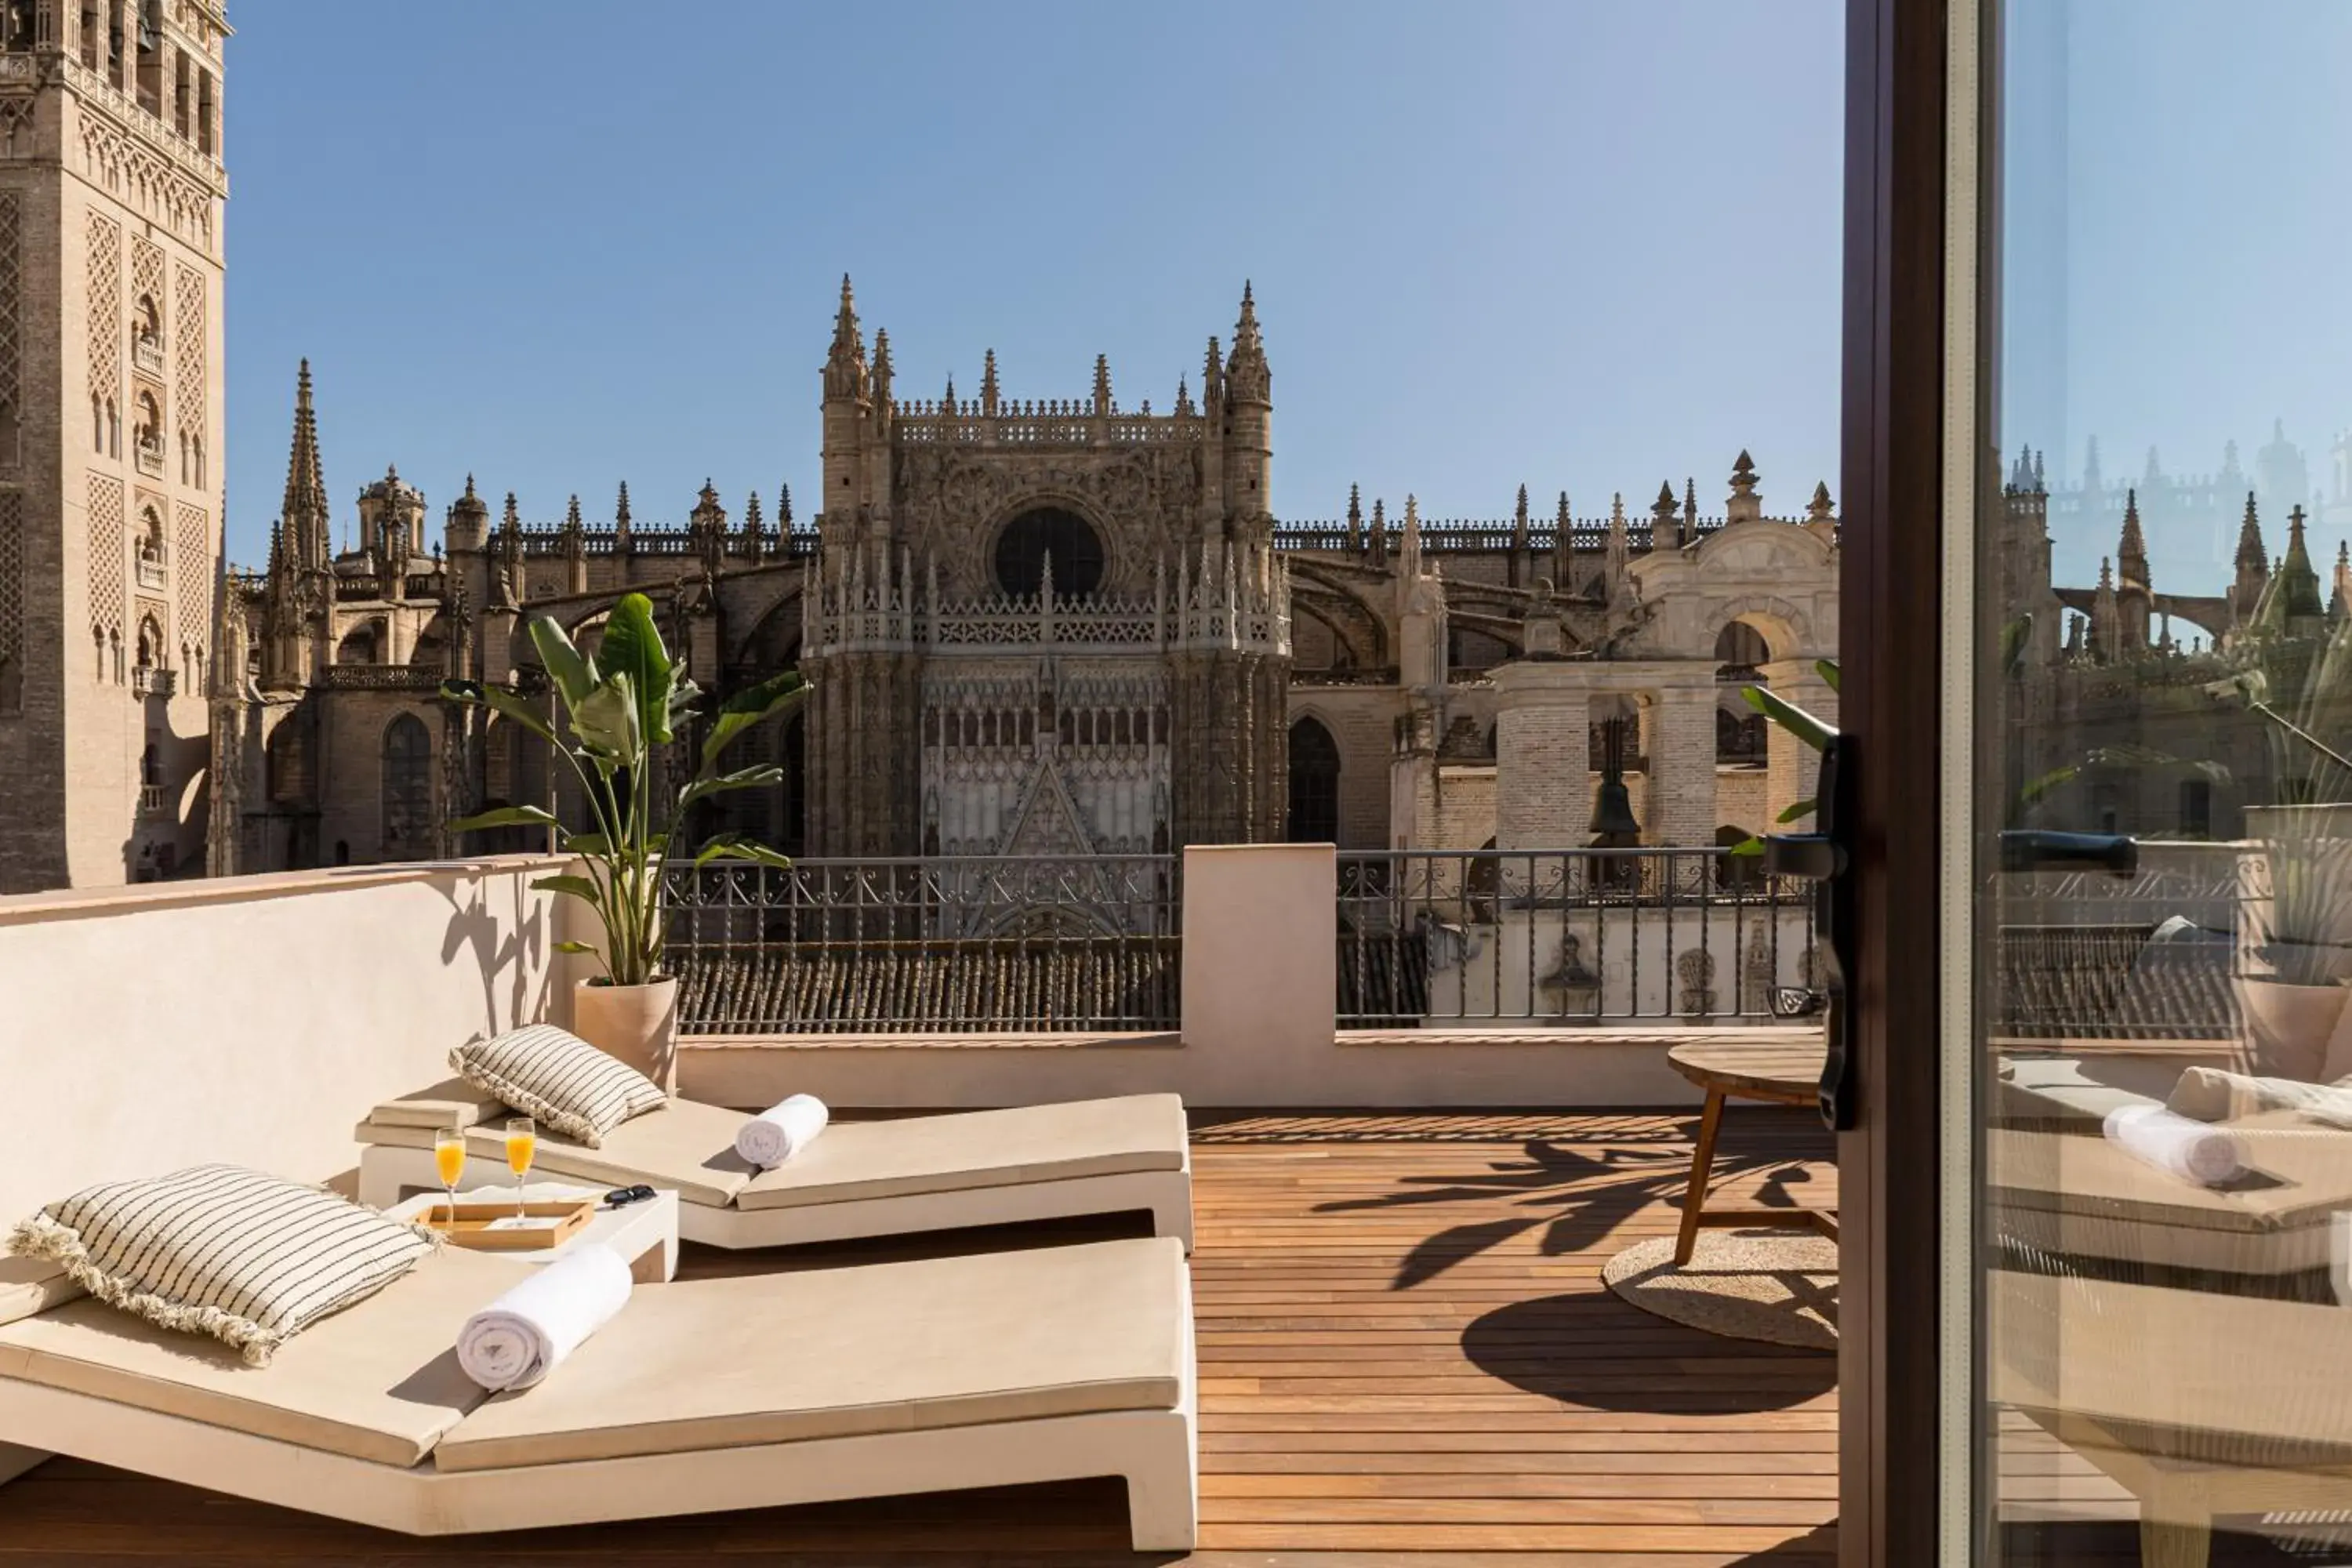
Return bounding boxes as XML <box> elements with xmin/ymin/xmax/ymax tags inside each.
<box><xmin>442</xmin><ymin>592</ymin><xmax>809</xmax><ymax>1090</ymax></box>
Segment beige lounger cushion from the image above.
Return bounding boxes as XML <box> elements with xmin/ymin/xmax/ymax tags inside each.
<box><xmin>0</xmin><ymin>1248</ymin><xmax>506</xmax><ymax>1466</ymax></box>
<box><xmin>435</xmin><ymin>1236</ymin><xmax>1188</xmax><ymax>1472</ymax></box>
<box><xmin>0</xmin><ymin>1257</ymin><xmax>83</xmax><ymax>1327</ymax></box>
<box><xmin>364</xmin><ymin>1076</ymin><xmax>508</xmax><ymax>1132</ymax></box>
<box><xmin>736</xmin><ymin>1094</ymin><xmax>1189</xmax><ymax>1210</ymax></box>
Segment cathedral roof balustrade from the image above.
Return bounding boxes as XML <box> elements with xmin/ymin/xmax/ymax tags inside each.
<box><xmin>509</xmin><ymin>526</ymin><xmax>813</xmax><ymax>560</ymax></box>
<box><xmin>889</xmin><ymin>400</ymin><xmax>1207</xmax><ymax>448</ymax></box>
<box><xmin>318</xmin><ymin>665</ymin><xmax>445</xmax><ymax>691</ymax></box>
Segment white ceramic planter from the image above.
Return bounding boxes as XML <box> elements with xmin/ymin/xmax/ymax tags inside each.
<box><xmin>573</xmin><ymin>976</ymin><xmax>680</xmax><ymax>1094</ymax></box>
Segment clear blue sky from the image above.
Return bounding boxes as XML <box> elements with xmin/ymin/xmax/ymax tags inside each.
<box><xmin>2003</xmin><ymin>1</ymin><xmax>2352</xmax><ymax>593</ymax></box>
<box><xmin>221</xmin><ymin>1</ymin><xmax>1846</xmax><ymax>570</ymax></box>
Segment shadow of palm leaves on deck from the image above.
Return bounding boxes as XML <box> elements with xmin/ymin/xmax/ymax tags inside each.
<box><xmin>1312</xmin><ymin>1128</ymin><xmax>1820</xmax><ymax>1290</ymax></box>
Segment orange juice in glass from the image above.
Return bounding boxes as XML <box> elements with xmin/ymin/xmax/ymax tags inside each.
<box><xmin>503</xmin><ymin>1116</ymin><xmax>535</xmax><ymax>1218</ymax></box>
<box><xmin>432</xmin><ymin>1127</ymin><xmax>466</xmax><ymax>1225</ymax></box>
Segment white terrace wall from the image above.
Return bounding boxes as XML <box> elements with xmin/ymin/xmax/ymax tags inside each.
<box><xmin>682</xmin><ymin>844</ymin><xmax>1783</xmax><ymax>1111</ymax></box>
<box><xmin>0</xmin><ymin>858</ymin><xmax>564</xmax><ymax>1225</ymax></box>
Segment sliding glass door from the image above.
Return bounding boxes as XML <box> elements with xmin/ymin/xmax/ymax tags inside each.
<box><xmin>1963</xmin><ymin>2</ymin><xmax>2352</xmax><ymax>1562</ymax></box>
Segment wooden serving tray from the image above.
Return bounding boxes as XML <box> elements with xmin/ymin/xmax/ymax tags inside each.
<box><xmin>419</xmin><ymin>1199</ymin><xmax>596</xmax><ymax>1251</ymax></box>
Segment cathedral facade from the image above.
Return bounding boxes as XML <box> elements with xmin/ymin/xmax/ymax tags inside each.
<box><xmin>198</xmin><ymin>281</ymin><xmax>1846</xmax><ymax>879</ymax></box>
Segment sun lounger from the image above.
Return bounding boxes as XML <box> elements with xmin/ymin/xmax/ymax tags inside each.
<box><xmin>0</xmin><ymin>1235</ymin><xmax>1197</xmax><ymax>1549</ymax></box>
<box><xmin>355</xmin><ymin>1084</ymin><xmax>1194</xmax><ymax>1252</ymax></box>
<box><xmin>1989</xmin><ymin>1121</ymin><xmax>2352</xmax><ymax>1281</ymax></box>
<box><xmin>1992</xmin><ymin>1268</ymin><xmax>2352</xmax><ymax>1565</ymax></box>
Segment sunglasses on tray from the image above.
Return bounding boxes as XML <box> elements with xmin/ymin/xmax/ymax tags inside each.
<box><xmin>602</xmin><ymin>1185</ymin><xmax>657</xmax><ymax>1208</ymax></box>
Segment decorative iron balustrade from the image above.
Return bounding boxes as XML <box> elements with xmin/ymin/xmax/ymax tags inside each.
<box><xmin>666</xmin><ymin>855</ymin><xmax>1181</xmax><ymax>1034</ymax></box>
<box><xmin>318</xmin><ymin>664</ymin><xmax>445</xmax><ymax>691</ymax></box>
<box><xmin>1336</xmin><ymin>848</ymin><xmax>1817</xmax><ymax>1026</ymax></box>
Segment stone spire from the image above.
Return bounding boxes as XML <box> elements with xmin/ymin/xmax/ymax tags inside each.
<box><xmin>1726</xmin><ymin>449</ymin><xmax>1763</xmax><ymax>526</ymax></box>
<box><xmin>980</xmin><ymin>347</ymin><xmax>999</xmax><ymax>414</ymax></box>
<box><xmin>2092</xmin><ymin>557</ymin><xmax>2118</xmax><ymax>660</ymax></box>
<box><xmin>280</xmin><ymin>358</ymin><xmax>330</xmax><ymax>570</ymax></box>
<box><xmin>1201</xmin><ymin>336</ymin><xmax>1223</xmax><ymax>406</ymax></box>
<box><xmin>1174</xmin><ymin>374</ymin><xmax>1194</xmax><ymax>417</ymax></box>
<box><xmin>823</xmin><ymin>274</ymin><xmax>868</xmax><ymax>401</ymax></box>
<box><xmin>1093</xmin><ymin>353</ymin><xmax>1113</xmax><ymax>414</ymax></box>
<box><xmin>1223</xmin><ymin>282</ymin><xmax>1270</xmax><ymax>404</ymax></box>
<box><xmin>2274</xmin><ymin>503</ymin><xmax>2325</xmax><ymax>621</ymax></box>
<box><xmin>1606</xmin><ymin>492</ymin><xmax>1629</xmax><ymax>593</ymax></box>
<box><xmin>2232</xmin><ymin>491</ymin><xmax>2270</xmax><ymax>625</ymax></box>
<box><xmin>1368</xmin><ymin>496</ymin><xmax>1388</xmax><ymax>565</ymax></box>
<box><xmin>1512</xmin><ymin>484</ymin><xmax>1530</xmax><ymax>550</ymax></box>
<box><xmin>2117</xmin><ymin>487</ymin><xmax>2150</xmax><ymax>589</ymax></box>
<box><xmin>1346</xmin><ymin>483</ymin><xmax>1363</xmax><ymax>550</ymax></box>
<box><xmin>869</xmin><ymin>327</ymin><xmax>893</xmax><ymax>408</ymax></box>
<box><xmin>742</xmin><ymin>489</ymin><xmax>764</xmax><ymax>564</ymax></box>
<box><xmin>1682</xmin><ymin>477</ymin><xmax>1700</xmax><ymax>546</ymax></box>
<box><xmin>778</xmin><ymin>481</ymin><xmax>792</xmax><ymax>530</ymax></box>
<box><xmin>1400</xmin><ymin>493</ymin><xmax>1423</xmax><ymax>574</ymax></box>
<box><xmin>2332</xmin><ymin>540</ymin><xmax>2350</xmax><ymax>622</ymax></box>
<box><xmin>1552</xmin><ymin>492</ymin><xmax>1572</xmax><ymax>586</ymax></box>
<box><xmin>614</xmin><ymin>480</ymin><xmax>633</xmax><ymax>550</ymax></box>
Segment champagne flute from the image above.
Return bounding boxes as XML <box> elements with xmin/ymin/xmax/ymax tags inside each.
<box><xmin>504</xmin><ymin>1116</ymin><xmax>535</xmax><ymax>1220</ymax></box>
<box><xmin>432</xmin><ymin>1127</ymin><xmax>467</xmax><ymax>1225</ymax></box>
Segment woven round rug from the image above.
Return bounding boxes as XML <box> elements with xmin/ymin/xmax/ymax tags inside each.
<box><xmin>1601</xmin><ymin>1229</ymin><xmax>1839</xmax><ymax>1349</ymax></box>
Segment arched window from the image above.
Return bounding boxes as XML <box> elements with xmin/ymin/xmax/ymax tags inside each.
<box><xmin>380</xmin><ymin>713</ymin><xmax>434</xmax><ymax>860</ymax></box>
<box><xmin>132</xmin><ymin>390</ymin><xmax>160</xmax><ymax>454</ymax></box>
<box><xmin>993</xmin><ymin>506</ymin><xmax>1104</xmax><ymax>598</ymax></box>
<box><xmin>136</xmin><ymin>505</ymin><xmax>163</xmax><ymax>562</ymax></box>
<box><xmin>130</xmin><ymin>292</ymin><xmax>159</xmax><ymax>352</ymax></box>
<box><xmin>1713</xmin><ymin>620</ymin><xmax>1770</xmax><ymax>678</ymax></box>
<box><xmin>134</xmin><ymin>613</ymin><xmax>161</xmax><ymax>670</ymax></box>
<box><xmin>106</xmin><ymin>397</ymin><xmax>118</xmax><ymax>456</ymax></box>
<box><xmin>1287</xmin><ymin>717</ymin><xmax>1341</xmax><ymax>844</ymax></box>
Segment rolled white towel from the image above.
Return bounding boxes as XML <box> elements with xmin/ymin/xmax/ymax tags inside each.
<box><xmin>456</xmin><ymin>1243</ymin><xmax>632</xmax><ymax>1392</ymax></box>
<box><xmin>734</xmin><ymin>1093</ymin><xmax>831</xmax><ymax>1170</ymax></box>
<box><xmin>2103</xmin><ymin>1102</ymin><xmax>2248</xmax><ymax>1187</ymax></box>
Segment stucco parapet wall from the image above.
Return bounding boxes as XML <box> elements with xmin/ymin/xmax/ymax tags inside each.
<box><xmin>0</xmin><ymin>855</ymin><xmax>574</xmax><ymax>927</ymax></box>
<box><xmin>684</xmin><ymin>1032</ymin><xmax>1183</xmax><ymax>1051</ymax></box>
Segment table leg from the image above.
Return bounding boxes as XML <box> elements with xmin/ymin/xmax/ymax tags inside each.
<box><xmin>1675</xmin><ymin>1089</ymin><xmax>1726</xmax><ymax>1268</ymax></box>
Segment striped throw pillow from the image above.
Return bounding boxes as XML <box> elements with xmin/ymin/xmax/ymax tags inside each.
<box><xmin>451</xmin><ymin>1023</ymin><xmax>667</xmax><ymax>1148</ymax></box>
<box><xmin>8</xmin><ymin>1164</ymin><xmax>436</xmax><ymax>1366</ymax></box>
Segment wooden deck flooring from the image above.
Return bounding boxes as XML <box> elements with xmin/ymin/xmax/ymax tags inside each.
<box><xmin>0</xmin><ymin>1109</ymin><xmax>1843</xmax><ymax>1564</ymax></box>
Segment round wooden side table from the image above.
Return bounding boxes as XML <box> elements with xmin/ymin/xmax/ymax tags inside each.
<box><xmin>1665</xmin><ymin>1037</ymin><xmax>1839</xmax><ymax>1266</ymax></box>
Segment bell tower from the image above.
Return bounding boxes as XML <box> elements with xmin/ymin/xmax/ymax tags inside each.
<box><xmin>0</xmin><ymin>1</ymin><xmax>228</xmax><ymax>891</ymax></box>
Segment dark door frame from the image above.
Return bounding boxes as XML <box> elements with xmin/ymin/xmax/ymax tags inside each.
<box><xmin>1839</xmin><ymin>0</ymin><xmax>1969</xmax><ymax>1562</ymax></box>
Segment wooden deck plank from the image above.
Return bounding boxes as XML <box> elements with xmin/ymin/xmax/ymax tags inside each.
<box><xmin>0</xmin><ymin>1109</ymin><xmax>1841</xmax><ymax>1561</ymax></box>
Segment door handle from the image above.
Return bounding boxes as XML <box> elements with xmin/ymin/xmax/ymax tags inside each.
<box><xmin>1762</xmin><ymin>733</ymin><xmax>1857</xmax><ymax>1131</ymax></box>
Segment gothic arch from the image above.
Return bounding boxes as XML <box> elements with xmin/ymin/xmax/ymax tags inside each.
<box><xmin>1701</xmin><ymin>595</ymin><xmax>1814</xmax><ymax>662</ymax></box>
<box><xmin>726</xmin><ymin>586</ymin><xmax>804</xmax><ymax>670</ymax></box>
<box><xmin>380</xmin><ymin>711</ymin><xmax>434</xmax><ymax>860</ymax></box>
<box><xmin>1287</xmin><ymin>714</ymin><xmax>1341</xmax><ymax>844</ymax></box>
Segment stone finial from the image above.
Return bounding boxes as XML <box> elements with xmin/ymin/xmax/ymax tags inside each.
<box><xmin>2032</xmin><ymin>449</ymin><xmax>2045</xmax><ymax>489</ymax></box>
<box><xmin>942</xmin><ymin>372</ymin><xmax>956</xmax><ymax>414</ymax></box>
<box><xmin>744</xmin><ymin>490</ymin><xmax>763</xmax><ymax>528</ymax></box>
<box><xmin>1512</xmin><ymin>483</ymin><xmax>1530</xmax><ymax>547</ymax></box>
<box><xmin>981</xmin><ymin>347</ymin><xmax>1000</xmax><ymax>412</ymax></box>
<box><xmin>1368</xmin><ymin>496</ymin><xmax>1388</xmax><ymax>564</ymax></box>
<box><xmin>870</xmin><ymin>327</ymin><xmax>893</xmax><ymax>405</ymax></box>
<box><xmin>1202</xmin><ymin>336</ymin><xmax>1222</xmax><ymax>403</ymax></box>
<box><xmin>1224</xmin><ymin>281</ymin><xmax>1270</xmax><ymax>403</ymax></box>
<box><xmin>779</xmin><ymin>481</ymin><xmax>792</xmax><ymax>528</ymax></box>
<box><xmin>1346</xmin><ymin>483</ymin><xmax>1363</xmax><ymax>549</ymax></box>
<box><xmin>1093</xmin><ymin>352</ymin><xmax>1112</xmax><ymax>413</ymax></box>
<box><xmin>1807</xmin><ymin>481</ymin><xmax>1834</xmax><ymax>523</ymax></box>
<box><xmin>1726</xmin><ymin>450</ymin><xmax>1763</xmax><ymax>526</ymax></box>
<box><xmin>1683</xmin><ymin>477</ymin><xmax>1699</xmax><ymax>543</ymax></box>
<box><xmin>564</xmin><ymin>494</ymin><xmax>583</xmax><ymax>530</ymax></box>
<box><xmin>1174</xmin><ymin>374</ymin><xmax>1193</xmax><ymax>416</ymax></box>
<box><xmin>615</xmin><ymin>480</ymin><xmax>631</xmax><ymax>528</ymax></box>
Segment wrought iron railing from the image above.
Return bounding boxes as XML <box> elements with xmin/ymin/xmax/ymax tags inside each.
<box><xmin>666</xmin><ymin>855</ymin><xmax>1181</xmax><ymax>1034</ymax></box>
<box><xmin>1336</xmin><ymin>848</ymin><xmax>1817</xmax><ymax>1026</ymax></box>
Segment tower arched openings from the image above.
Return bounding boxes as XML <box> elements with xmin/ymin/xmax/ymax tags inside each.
<box><xmin>1287</xmin><ymin>715</ymin><xmax>1341</xmax><ymax>844</ymax></box>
